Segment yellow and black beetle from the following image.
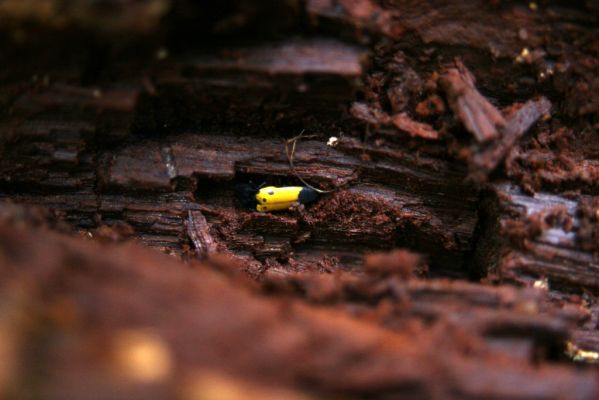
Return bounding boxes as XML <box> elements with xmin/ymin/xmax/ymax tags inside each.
<box><xmin>235</xmin><ymin>183</ymin><xmax>319</xmax><ymax>212</ymax></box>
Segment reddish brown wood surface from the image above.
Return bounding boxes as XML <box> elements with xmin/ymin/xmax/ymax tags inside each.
<box><xmin>0</xmin><ymin>0</ymin><xmax>598</xmax><ymax>398</ymax></box>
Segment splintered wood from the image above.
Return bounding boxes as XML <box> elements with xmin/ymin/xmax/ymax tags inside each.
<box><xmin>479</xmin><ymin>182</ymin><xmax>599</xmax><ymax>292</ymax></box>
<box><xmin>350</xmin><ymin>102</ymin><xmax>441</xmax><ymax>140</ymax></box>
<box><xmin>469</xmin><ymin>97</ymin><xmax>551</xmax><ymax>180</ymax></box>
<box><xmin>440</xmin><ymin>61</ymin><xmax>551</xmax><ymax>180</ymax></box>
<box><xmin>475</xmin><ymin>182</ymin><xmax>599</xmax><ymax>355</ymax></box>
<box><xmin>186</xmin><ymin>210</ymin><xmax>218</xmax><ymax>258</ymax></box>
<box><xmin>391</xmin><ymin>113</ymin><xmax>440</xmax><ymax>140</ymax></box>
<box><xmin>440</xmin><ymin>61</ymin><xmax>506</xmax><ymax>143</ymax></box>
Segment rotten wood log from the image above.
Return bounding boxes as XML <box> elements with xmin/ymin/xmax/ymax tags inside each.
<box><xmin>0</xmin><ymin>0</ymin><xmax>598</xmax><ymax>394</ymax></box>
<box><xmin>261</xmin><ymin>269</ymin><xmax>589</xmax><ymax>362</ymax></box>
<box><xmin>0</xmin><ymin>219</ymin><xmax>597</xmax><ymax>399</ymax></box>
<box><xmin>1</xmin><ymin>130</ymin><xmax>478</xmax><ymax>276</ymax></box>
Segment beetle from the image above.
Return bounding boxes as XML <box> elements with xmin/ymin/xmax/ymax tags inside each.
<box><xmin>235</xmin><ymin>183</ymin><xmax>319</xmax><ymax>212</ymax></box>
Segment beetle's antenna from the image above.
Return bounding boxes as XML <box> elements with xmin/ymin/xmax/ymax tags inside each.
<box><xmin>285</xmin><ymin>130</ymin><xmax>337</xmax><ymax>194</ymax></box>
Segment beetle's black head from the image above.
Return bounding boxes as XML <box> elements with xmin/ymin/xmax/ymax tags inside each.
<box><xmin>234</xmin><ymin>183</ymin><xmax>259</xmax><ymax>209</ymax></box>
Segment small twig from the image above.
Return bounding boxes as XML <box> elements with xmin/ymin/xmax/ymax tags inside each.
<box><xmin>285</xmin><ymin>131</ymin><xmax>337</xmax><ymax>194</ymax></box>
<box><xmin>440</xmin><ymin>60</ymin><xmax>505</xmax><ymax>143</ymax></box>
<box><xmin>186</xmin><ymin>210</ymin><xmax>217</xmax><ymax>259</ymax></box>
<box><xmin>469</xmin><ymin>97</ymin><xmax>551</xmax><ymax>181</ymax></box>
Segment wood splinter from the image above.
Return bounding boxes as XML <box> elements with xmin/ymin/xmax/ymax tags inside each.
<box><xmin>187</xmin><ymin>210</ymin><xmax>218</xmax><ymax>259</ymax></box>
<box><xmin>440</xmin><ymin>60</ymin><xmax>506</xmax><ymax>143</ymax></box>
<box><xmin>441</xmin><ymin>60</ymin><xmax>551</xmax><ymax>180</ymax></box>
<box><xmin>469</xmin><ymin>97</ymin><xmax>551</xmax><ymax>180</ymax></box>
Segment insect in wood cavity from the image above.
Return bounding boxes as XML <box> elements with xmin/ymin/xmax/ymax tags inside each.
<box><xmin>235</xmin><ymin>183</ymin><xmax>319</xmax><ymax>212</ymax></box>
<box><xmin>235</xmin><ymin>130</ymin><xmax>342</xmax><ymax>212</ymax></box>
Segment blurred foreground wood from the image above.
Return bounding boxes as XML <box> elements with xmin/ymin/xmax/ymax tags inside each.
<box><xmin>0</xmin><ymin>219</ymin><xmax>597</xmax><ymax>399</ymax></box>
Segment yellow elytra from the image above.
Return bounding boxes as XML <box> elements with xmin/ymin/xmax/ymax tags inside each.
<box><xmin>255</xmin><ymin>186</ymin><xmax>318</xmax><ymax>212</ymax></box>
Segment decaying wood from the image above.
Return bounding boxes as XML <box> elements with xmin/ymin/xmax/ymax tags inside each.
<box><xmin>438</xmin><ymin>61</ymin><xmax>552</xmax><ymax>180</ymax></box>
<box><xmin>440</xmin><ymin>61</ymin><xmax>506</xmax><ymax>143</ymax></box>
<box><xmin>306</xmin><ymin>0</ymin><xmax>402</xmax><ymax>39</ymax></box>
<box><xmin>0</xmin><ymin>220</ymin><xmax>597</xmax><ymax>399</ymax></box>
<box><xmin>0</xmin><ymin>128</ymin><xmax>479</xmax><ymax>275</ymax></box>
<box><xmin>146</xmin><ymin>38</ymin><xmax>366</xmax><ymax>132</ymax></box>
<box><xmin>186</xmin><ymin>210</ymin><xmax>218</xmax><ymax>258</ymax></box>
<box><xmin>0</xmin><ymin>0</ymin><xmax>598</xmax><ymax>397</ymax></box>
<box><xmin>469</xmin><ymin>97</ymin><xmax>552</xmax><ymax>180</ymax></box>
<box><xmin>478</xmin><ymin>182</ymin><xmax>599</xmax><ymax>291</ymax></box>
<box><xmin>475</xmin><ymin>182</ymin><xmax>599</xmax><ymax>353</ymax></box>
<box><xmin>391</xmin><ymin>113</ymin><xmax>440</xmax><ymax>140</ymax></box>
<box><xmin>350</xmin><ymin>102</ymin><xmax>442</xmax><ymax>141</ymax></box>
